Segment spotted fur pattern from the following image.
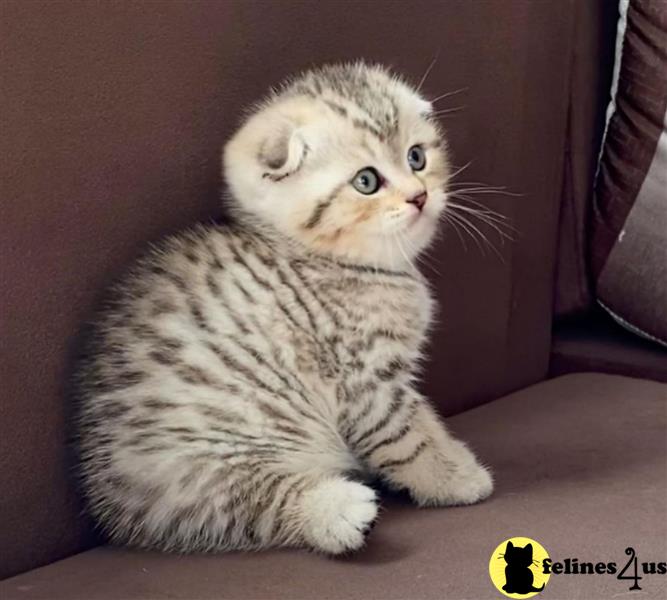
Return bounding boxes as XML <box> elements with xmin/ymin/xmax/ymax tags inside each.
<box><xmin>76</xmin><ymin>63</ymin><xmax>493</xmax><ymax>555</ymax></box>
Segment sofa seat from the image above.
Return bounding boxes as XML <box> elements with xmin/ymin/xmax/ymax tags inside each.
<box><xmin>2</xmin><ymin>374</ymin><xmax>665</xmax><ymax>600</ymax></box>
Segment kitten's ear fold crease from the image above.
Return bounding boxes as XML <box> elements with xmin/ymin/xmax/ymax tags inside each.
<box><xmin>259</xmin><ymin>122</ymin><xmax>307</xmax><ymax>182</ymax></box>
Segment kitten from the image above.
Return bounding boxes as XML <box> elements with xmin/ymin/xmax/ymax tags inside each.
<box><xmin>502</xmin><ymin>542</ymin><xmax>545</xmax><ymax>594</ymax></box>
<box><xmin>75</xmin><ymin>62</ymin><xmax>493</xmax><ymax>555</ymax></box>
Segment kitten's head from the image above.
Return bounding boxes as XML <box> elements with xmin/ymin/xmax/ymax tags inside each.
<box><xmin>223</xmin><ymin>62</ymin><xmax>450</xmax><ymax>269</ymax></box>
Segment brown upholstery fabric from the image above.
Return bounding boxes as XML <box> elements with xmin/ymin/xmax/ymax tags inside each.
<box><xmin>553</xmin><ymin>0</ymin><xmax>618</xmax><ymax>318</ymax></box>
<box><xmin>2</xmin><ymin>0</ymin><xmax>576</xmax><ymax>579</ymax></box>
<box><xmin>591</xmin><ymin>1</ymin><xmax>667</xmax><ymax>345</ymax></box>
<box><xmin>550</xmin><ymin>311</ymin><xmax>667</xmax><ymax>383</ymax></box>
<box><xmin>2</xmin><ymin>374</ymin><xmax>666</xmax><ymax>600</ymax></box>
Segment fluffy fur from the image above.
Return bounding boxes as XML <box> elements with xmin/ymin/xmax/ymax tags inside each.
<box><xmin>76</xmin><ymin>63</ymin><xmax>493</xmax><ymax>555</ymax></box>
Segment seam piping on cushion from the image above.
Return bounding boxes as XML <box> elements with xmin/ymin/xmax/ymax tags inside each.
<box><xmin>594</xmin><ymin>0</ymin><xmax>629</xmax><ymax>188</ymax></box>
<box><xmin>598</xmin><ymin>299</ymin><xmax>667</xmax><ymax>349</ymax></box>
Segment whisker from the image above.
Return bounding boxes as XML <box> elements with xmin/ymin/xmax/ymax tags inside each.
<box><xmin>449</xmin><ymin>188</ymin><xmax>512</xmax><ymax>197</ymax></box>
<box><xmin>451</xmin><ymin>210</ymin><xmax>514</xmax><ymax>234</ymax></box>
<box><xmin>446</xmin><ymin>161</ymin><xmax>473</xmax><ymax>183</ymax></box>
<box><xmin>431</xmin><ymin>105</ymin><xmax>466</xmax><ymax>117</ymax></box>
<box><xmin>417</xmin><ymin>56</ymin><xmax>438</xmax><ymax>93</ymax></box>
<box><xmin>379</xmin><ymin>229</ymin><xmax>391</xmax><ymax>283</ymax></box>
<box><xmin>447</xmin><ymin>209</ymin><xmax>514</xmax><ymax>246</ymax></box>
<box><xmin>447</xmin><ymin>202</ymin><xmax>516</xmax><ymax>239</ymax></box>
<box><xmin>457</xmin><ymin>219</ymin><xmax>513</xmax><ymax>243</ymax></box>
<box><xmin>447</xmin><ymin>201</ymin><xmax>519</xmax><ymax>239</ymax></box>
<box><xmin>379</xmin><ymin>222</ymin><xmax>394</xmax><ymax>279</ymax></box>
<box><xmin>447</xmin><ymin>186</ymin><xmax>509</xmax><ymax>197</ymax></box>
<box><xmin>447</xmin><ymin>181</ymin><xmax>506</xmax><ymax>189</ymax></box>
<box><xmin>448</xmin><ymin>186</ymin><xmax>522</xmax><ymax>198</ymax></box>
<box><xmin>446</xmin><ymin>195</ymin><xmax>513</xmax><ymax>222</ymax></box>
<box><xmin>441</xmin><ymin>213</ymin><xmax>468</xmax><ymax>250</ymax></box>
<box><xmin>430</xmin><ymin>87</ymin><xmax>468</xmax><ymax>104</ymax></box>
<box><xmin>449</xmin><ymin>212</ymin><xmax>485</xmax><ymax>254</ymax></box>
<box><xmin>445</xmin><ymin>210</ymin><xmax>505</xmax><ymax>262</ymax></box>
<box><xmin>445</xmin><ymin>210</ymin><xmax>486</xmax><ymax>255</ymax></box>
<box><xmin>447</xmin><ymin>192</ymin><xmax>517</xmax><ymax>218</ymax></box>
<box><xmin>447</xmin><ymin>196</ymin><xmax>512</xmax><ymax>221</ymax></box>
<box><xmin>393</xmin><ymin>232</ymin><xmax>416</xmax><ymax>273</ymax></box>
<box><xmin>401</xmin><ymin>231</ymin><xmax>442</xmax><ymax>277</ymax></box>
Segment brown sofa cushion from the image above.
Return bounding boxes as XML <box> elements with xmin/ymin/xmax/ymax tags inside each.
<box><xmin>1</xmin><ymin>0</ymin><xmax>579</xmax><ymax>578</ymax></box>
<box><xmin>592</xmin><ymin>0</ymin><xmax>667</xmax><ymax>346</ymax></box>
<box><xmin>2</xmin><ymin>374</ymin><xmax>665</xmax><ymax>600</ymax></box>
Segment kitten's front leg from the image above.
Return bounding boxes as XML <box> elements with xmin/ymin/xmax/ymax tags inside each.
<box><xmin>353</xmin><ymin>387</ymin><xmax>493</xmax><ymax>506</ymax></box>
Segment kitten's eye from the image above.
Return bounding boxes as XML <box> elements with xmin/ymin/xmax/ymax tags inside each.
<box><xmin>352</xmin><ymin>167</ymin><xmax>382</xmax><ymax>195</ymax></box>
<box><xmin>407</xmin><ymin>145</ymin><xmax>426</xmax><ymax>171</ymax></box>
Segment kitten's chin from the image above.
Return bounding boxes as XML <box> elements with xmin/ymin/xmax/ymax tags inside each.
<box><xmin>292</xmin><ymin>229</ymin><xmax>409</xmax><ymax>272</ymax></box>
<box><xmin>347</xmin><ymin>219</ymin><xmax>440</xmax><ymax>271</ymax></box>
<box><xmin>343</xmin><ymin>230</ymin><xmax>435</xmax><ymax>272</ymax></box>
<box><xmin>403</xmin><ymin>214</ymin><xmax>440</xmax><ymax>255</ymax></box>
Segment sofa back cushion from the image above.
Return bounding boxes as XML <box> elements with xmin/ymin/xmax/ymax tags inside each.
<box><xmin>592</xmin><ymin>0</ymin><xmax>667</xmax><ymax>346</ymax></box>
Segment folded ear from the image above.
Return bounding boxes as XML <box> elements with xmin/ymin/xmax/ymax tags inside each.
<box><xmin>259</xmin><ymin>120</ymin><xmax>308</xmax><ymax>182</ymax></box>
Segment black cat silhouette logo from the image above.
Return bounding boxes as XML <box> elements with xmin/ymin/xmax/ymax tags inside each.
<box><xmin>489</xmin><ymin>537</ymin><xmax>551</xmax><ymax>598</ymax></box>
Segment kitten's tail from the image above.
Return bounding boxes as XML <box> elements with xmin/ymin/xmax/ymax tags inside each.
<box><xmin>530</xmin><ymin>584</ymin><xmax>545</xmax><ymax>592</ymax></box>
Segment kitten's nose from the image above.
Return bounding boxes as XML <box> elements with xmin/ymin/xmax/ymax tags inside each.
<box><xmin>406</xmin><ymin>191</ymin><xmax>427</xmax><ymax>211</ymax></box>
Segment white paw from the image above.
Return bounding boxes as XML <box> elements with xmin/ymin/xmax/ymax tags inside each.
<box><xmin>300</xmin><ymin>478</ymin><xmax>378</xmax><ymax>554</ymax></box>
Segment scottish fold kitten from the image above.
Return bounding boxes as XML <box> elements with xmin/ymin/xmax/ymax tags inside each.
<box><xmin>76</xmin><ymin>62</ymin><xmax>493</xmax><ymax>555</ymax></box>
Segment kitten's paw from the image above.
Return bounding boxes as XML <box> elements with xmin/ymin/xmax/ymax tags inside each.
<box><xmin>408</xmin><ymin>441</ymin><xmax>494</xmax><ymax>507</ymax></box>
<box><xmin>300</xmin><ymin>478</ymin><xmax>378</xmax><ymax>555</ymax></box>
<box><xmin>434</xmin><ymin>459</ymin><xmax>494</xmax><ymax>506</ymax></box>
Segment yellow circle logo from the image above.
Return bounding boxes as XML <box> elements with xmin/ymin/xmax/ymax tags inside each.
<box><xmin>489</xmin><ymin>537</ymin><xmax>551</xmax><ymax>598</ymax></box>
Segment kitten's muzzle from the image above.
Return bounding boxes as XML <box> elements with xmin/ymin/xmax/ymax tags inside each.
<box><xmin>406</xmin><ymin>191</ymin><xmax>427</xmax><ymax>212</ymax></box>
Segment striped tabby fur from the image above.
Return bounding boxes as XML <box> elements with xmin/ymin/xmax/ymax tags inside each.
<box><xmin>76</xmin><ymin>63</ymin><xmax>493</xmax><ymax>555</ymax></box>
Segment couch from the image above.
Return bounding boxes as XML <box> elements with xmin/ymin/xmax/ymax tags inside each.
<box><xmin>1</xmin><ymin>1</ymin><xmax>665</xmax><ymax>599</ymax></box>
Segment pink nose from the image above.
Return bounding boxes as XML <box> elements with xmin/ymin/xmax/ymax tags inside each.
<box><xmin>407</xmin><ymin>191</ymin><xmax>427</xmax><ymax>211</ymax></box>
